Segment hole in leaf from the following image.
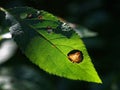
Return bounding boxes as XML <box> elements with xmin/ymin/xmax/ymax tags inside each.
<box><xmin>67</xmin><ymin>50</ymin><xmax>83</xmax><ymax>63</ymax></box>
<box><xmin>61</xmin><ymin>23</ymin><xmax>72</xmax><ymax>31</ymax></box>
<box><xmin>20</xmin><ymin>13</ymin><xmax>28</xmax><ymax>19</ymax></box>
<box><xmin>47</xmin><ymin>26</ymin><xmax>53</xmax><ymax>33</ymax></box>
<box><xmin>26</xmin><ymin>14</ymin><xmax>34</xmax><ymax>19</ymax></box>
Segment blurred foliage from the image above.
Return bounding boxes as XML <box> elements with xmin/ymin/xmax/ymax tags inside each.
<box><xmin>0</xmin><ymin>0</ymin><xmax>120</xmax><ymax>90</ymax></box>
<box><xmin>0</xmin><ymin>11</ymin><xmax>9</xmax><ymax>35</ymax></box>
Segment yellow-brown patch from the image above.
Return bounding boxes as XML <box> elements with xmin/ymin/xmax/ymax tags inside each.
<box><xmin>67</xmin><ymin>50</ymin><xmax>83</xmax><ymax>63</ymax></box>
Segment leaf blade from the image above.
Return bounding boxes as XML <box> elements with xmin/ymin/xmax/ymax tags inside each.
<box><xmin>1</xmin><ymin>7</ymin><xmax>102</xmax><ymax>83</ymax></box>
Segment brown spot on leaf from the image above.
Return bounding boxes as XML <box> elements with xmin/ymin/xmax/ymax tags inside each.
<box><xmin>38</xmin><ymin>15</ymin><xmax>43</xmax><ymax>20</ymax></box>
<box><xmin>67</xmin><ymin>50</ymin><xmax>83</xmax><ymax>63</ymax></box>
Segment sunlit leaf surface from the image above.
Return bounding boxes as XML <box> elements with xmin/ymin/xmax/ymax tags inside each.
<box><xmin>0</xmin><ymin>7</ymin><xmax>102</xmax><ymax>83</ymax></box>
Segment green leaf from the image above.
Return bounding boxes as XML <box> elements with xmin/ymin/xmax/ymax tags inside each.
<box><xmin>0</xmin><ymin>7</ymin><xmax>102</xmax><ymax>83</ymax></box>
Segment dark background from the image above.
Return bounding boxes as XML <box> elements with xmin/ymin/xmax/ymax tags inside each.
<box><xmin>0</xmin><ymin>0</ymin><xmax>120</xmax><ymax>90</ymax></box>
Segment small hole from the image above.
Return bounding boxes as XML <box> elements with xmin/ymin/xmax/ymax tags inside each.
<box><xmin>47</xmin><ymin>26</ymin><xmax>53</xmax><ymax>33</ymax></box>
<box><xmin>67</xmin><ymin>50</ymin><xmax>83</xmax><ymax>63</ymax></box>
<box><xmin>26</xmin><ymin>14</ymin><xmax>33</xmax><ymax>19</ymax></box>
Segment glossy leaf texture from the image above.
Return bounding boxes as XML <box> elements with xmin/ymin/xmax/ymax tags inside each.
<box><xmin>0</xmin><ymin>7</ymin><xmax>102</xmax><ymax>83</ymax></box>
